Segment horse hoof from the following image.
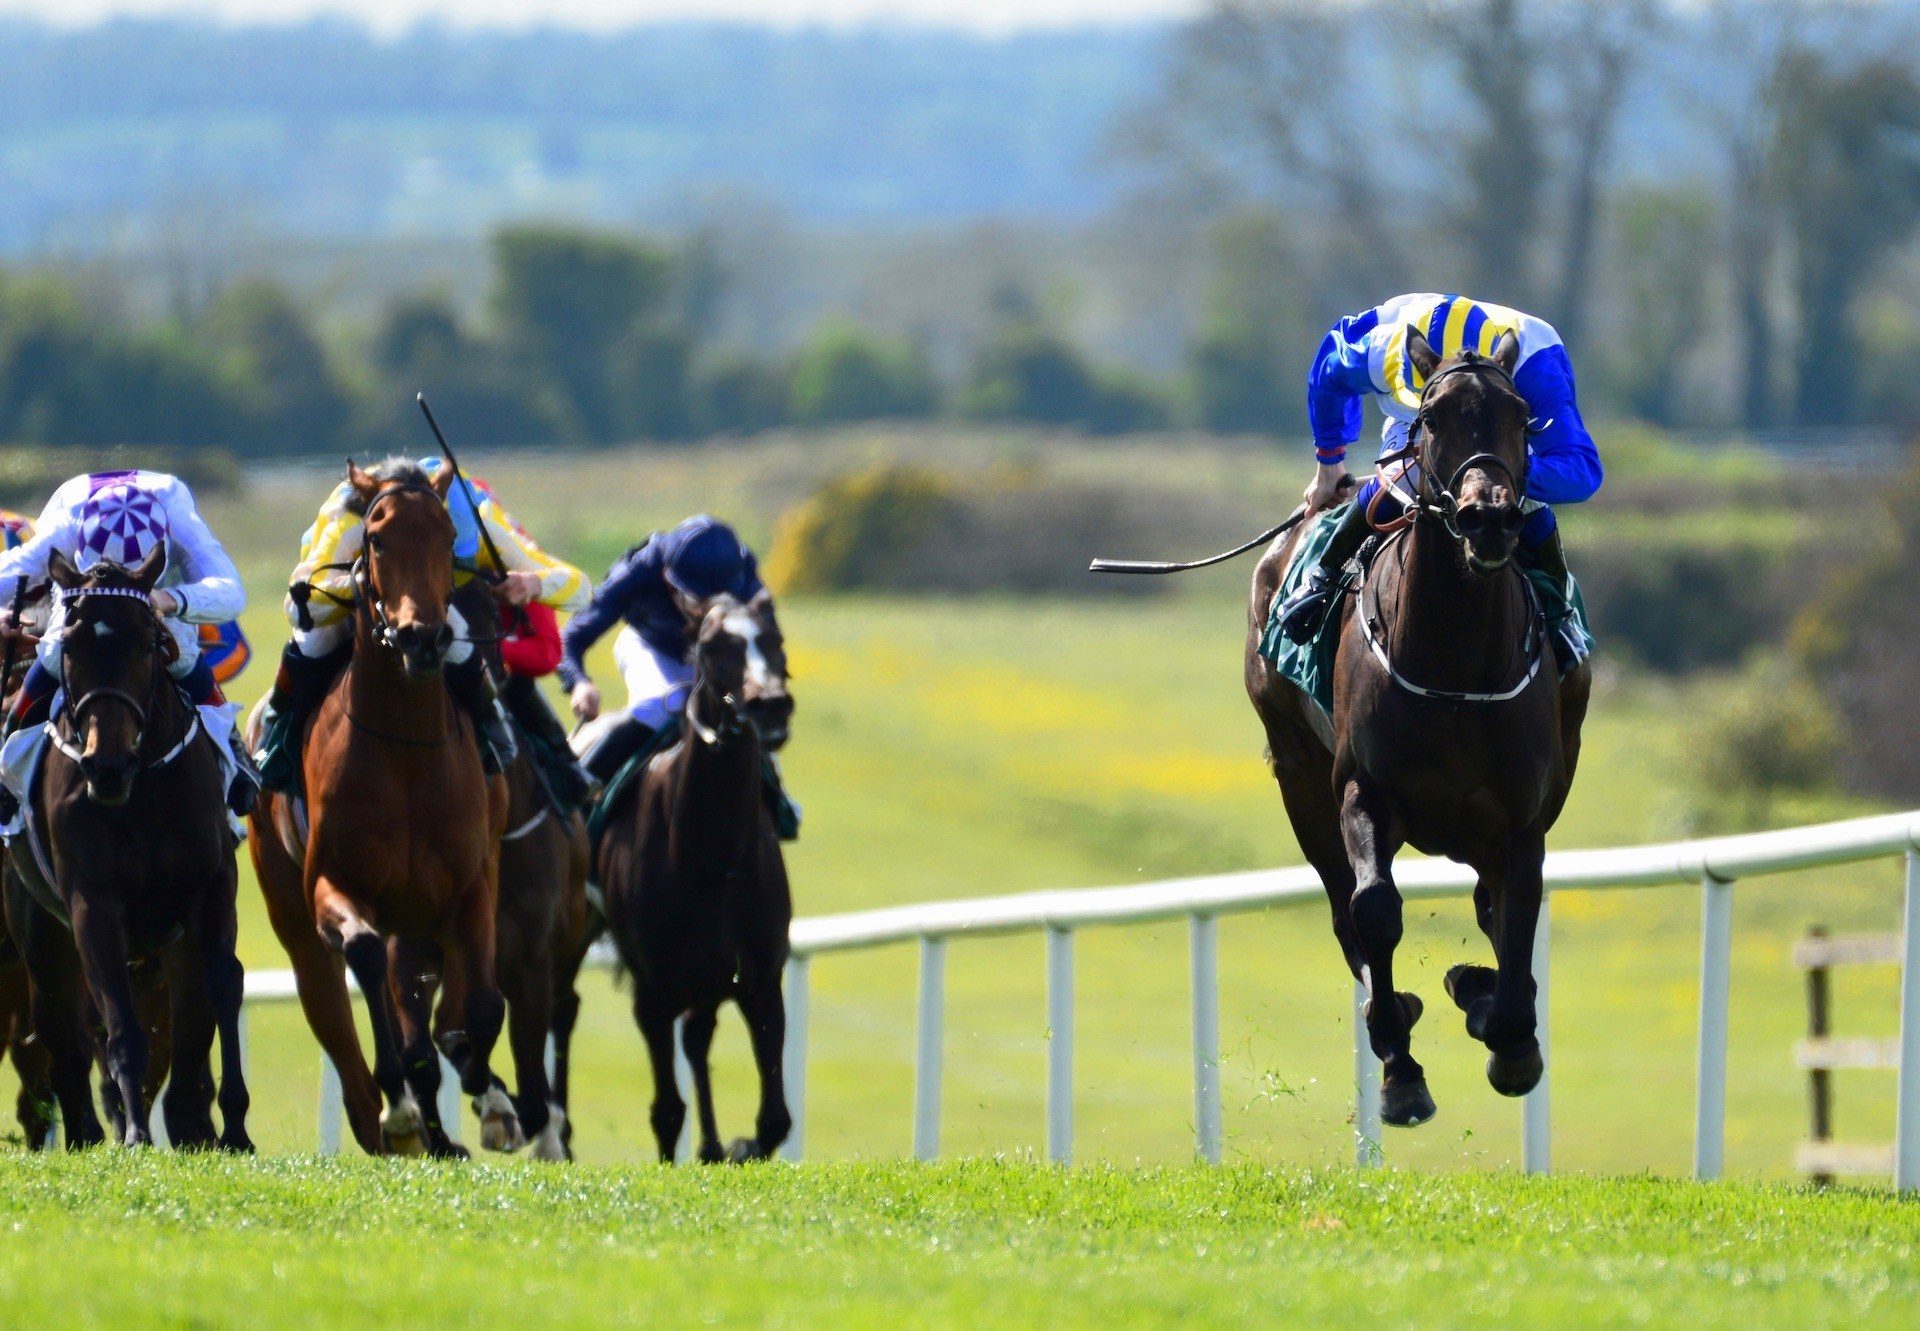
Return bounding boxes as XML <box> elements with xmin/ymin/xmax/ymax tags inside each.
<box><xmin>1486</xmin><ymin>1044</ymin><xmax>1544</xmax><ymax>1098</ymax></box>
<box><xmin>474</xmin><ymin>1086</ymin><xmax>525</xmax><ymax>1153</ymax></box>
<box><xmin>381</xmin><ymin>1094</ymin><xmax>428</xmax><ymax>1155</ymax></box>
<box><xmin>218</xmin><ymin>1133</ymin><xmax>257</xmax><ymax>1155</ymax></box>
<box><xmin>1380</xmin><ymin>1080</ymin><xmax>1437</xmax><ymax>1128</ymax></box>
<box><xmin>430</xmin><ymin>1139</ymin><xmax>472</xmax><ymax>1162</ymax></box>
<box><xmin>696</xmin><ymin>1140</ymin><xmax>727</xmax><ymax>1165</ymax></box>
<box><xmin>529</xmin><ymin>1107</ymin><xmax>570</xmax><ymax>1163</ymax></box>
<box><xmin>725</xmin><ymin>1137</ymin><xmax>769</xmax><ymax>1164</ymax></box>
<box><xmin>1444</xmin><ymin>964</ymin><xmax>1497</xmax><ymax>1011</ymax></box>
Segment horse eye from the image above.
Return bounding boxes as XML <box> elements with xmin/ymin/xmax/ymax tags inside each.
<box><xmin>367</xmin><ymin>534</ymin><xmax>383</xmax><ymax>554</ymax></box>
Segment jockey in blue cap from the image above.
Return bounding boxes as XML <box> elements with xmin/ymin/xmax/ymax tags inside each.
<box><xmin>561</xmin><ymin>514</ymin><xmax>768</xmax><ymax>783</ymax></box>
<box><xmin>1273</xmin><ymin>293</ymin><xmax>1602</xmax><ymax>667</ymax></box>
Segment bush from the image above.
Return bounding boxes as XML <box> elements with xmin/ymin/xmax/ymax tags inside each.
<box><xmin>1684</xmin><ymin>658</ymin><xmax>1844</xmax><ymax>830</ymax></box>
<box><xmin>763</xmin><ymin>462</ymin><xmax>958</xmax><ymax>594</ymax></box>
<box><xmin>959</xmin><ymin>323</ymin><xmax>1094</xmax><ymax>426</ymax></box>
<box><xmin>696</xmin><ymin>354</ymin><xmax>792</xmax><ymax>436</ymax></box>
<box><xmin>787</xmin><ymin>323</ymin><xmax>938</xmax><ymax>425</ymax></box>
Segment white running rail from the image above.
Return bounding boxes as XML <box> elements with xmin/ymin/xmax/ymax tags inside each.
<box><xmin>244</xmin><ymin>811</ymin><xmax>1920</xmax><ymax>1186</ymax></box>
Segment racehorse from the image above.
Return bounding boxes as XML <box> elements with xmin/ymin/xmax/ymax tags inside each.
<box><xmin>250</xmin><ymin>462</ymin><xmax>510</xmax><ymax>1156</ymax></box>
<box><xmin>0</xmin><ymin>920</ymin><xmax>53</xmax><ymax>1147</ymax></box>
<box><xmin>1245</xmin><ymin>330</ymin><xmax>1590</xmax><ymax>1128</ymax></box>
<box><xmin>566</xmin><ymin>591</ymin><xmax>794</xmax><ymax>1163</ymax></box>
<box><xmin>3</xmin><ymin>548</ymin><xmax>250</xmax><ymax>1149</ymax></box>
<box><xmin>430</xmin><ymin>582</ymin><xmax>587</xmax><ymax>1161</ymax></box>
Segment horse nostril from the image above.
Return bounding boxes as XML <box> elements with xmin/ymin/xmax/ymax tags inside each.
<box><xmin>435</xmin><ymin>624</ymin><xmax>454</xmax><ymax>652</ymax></box>
<box><xmin>1500</xmin><ymin>506</ymin><xmax>1527</xmax><ymax>535</ymax></box>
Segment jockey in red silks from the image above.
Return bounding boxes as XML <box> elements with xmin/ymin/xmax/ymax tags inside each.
<box><xmin>1273</xmin><ymin>293</ymin><xmax>1603</xmax><ymax>670</ymax></box>
<box><xmin>0</xmin><ymin>472</ymin><xmax>259</xmax><ymax>820</ymax></box>
<box><xmin>496</xmin><ymin>598</ymin><xmax>596</xmax><ymax>813</ymax></box>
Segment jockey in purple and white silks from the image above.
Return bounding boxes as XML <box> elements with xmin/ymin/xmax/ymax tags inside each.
<box><xmin>0</xmin><ymin>470</ymin><xmax>259</xmax><ymax>823</ymax></box>
<box><xmin>1273</xmin><ymin>293</ymin><xmax>1603</xmax><ymax>666</ymax></box>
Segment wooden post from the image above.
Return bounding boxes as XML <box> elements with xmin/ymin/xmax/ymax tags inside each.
<box><xmin>1805</xmin><ymin>927</ymin><xmax>1833</xmax><ymax>1187</ymax></box>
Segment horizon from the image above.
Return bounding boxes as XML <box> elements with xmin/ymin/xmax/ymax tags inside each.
<box><xmin>0</xmin><ymin>0</ymin><xmax>1199</xmax><ymax>36</ymax></box>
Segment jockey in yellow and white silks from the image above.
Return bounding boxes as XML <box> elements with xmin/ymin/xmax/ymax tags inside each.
<box><xmin>252</xmin><ymin>456</ymin><xmax>592</xmax><ymax>792</ymax></box>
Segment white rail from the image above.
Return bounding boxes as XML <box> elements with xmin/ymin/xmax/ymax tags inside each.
<box><xmin>244</xmin><ymin>811</ymin><xmax>1920</xmax><ymax>1183</ymax></box>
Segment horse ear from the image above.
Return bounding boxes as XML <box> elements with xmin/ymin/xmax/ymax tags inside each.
<box><xmin>429</xmin><ymin>464</ymin><xmax>458</xmax><ymax>501</ymax></box>
<box><xmin>46</xmin><ymin>548</ymin><xmax>80</xmax><ymax>591</ymax></box>
<box><xmin>1491</xmin><ymin>330</ymin><xmax>1521</xmax><ymax>375</ymax></box>
<box><xmin>346</xmin><ymin>459</ymin><xmax>379</xmax><ymax>504</ymax></box>
<box><xmin>1405</xmin><ymin>326</ymin><xmax>1441</xmax><ymax>381</ymax></box>
<box><xmin>132</xmin><ymin>543</ymin><xmax>167</xmax><ymax>592</ymax></box>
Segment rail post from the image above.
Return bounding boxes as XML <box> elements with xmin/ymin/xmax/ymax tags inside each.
<box><xmin>781</xmin><ymin>953</ymin><xmax>809</xmax><ymax>1162</ymax></box>
<box><xmin>439</xmin><ymin>1055</ymin><xmax>464</xmax><ymax>1149</ymax></box>
<box><xmin>1523</xmin><ymin>897</ymin><xmax>1551</xmax><ymax>1173</ymax></box>
<box><xmin>318</xmin><ymin>1055</ymin><xmax>343</xmax><ymax>1155</ymax></box>
<box><xmin>1896</xmin><ymin>850</ymin><xmax>1920</xmax><ymax>1191</ymax></box>
<box><xmin>1694</xmin><ymin>873</ymin><xmax>1734</xmax><ymax>1180</ymax></box>
<box><xmin>914</xmin><ymin>936</ymin><xmax>946</xmax><ymax>1161</ymax></box>
<box><xmin>1046</xmin><ymin>925</ymin><xmax>1074</xmax><ymax>1164</ymax></box>
<box><xmin>1353</xmin><ymin>975</ymin><xmax>1382</xmax><ymax>1167</ymax></box>
<box><xmin>1189</xmin><ymin>913</ymin><xmax>1222</xmax><ymax>1164</ymax></box>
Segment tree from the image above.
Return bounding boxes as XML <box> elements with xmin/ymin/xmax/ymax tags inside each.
<box><xmin>198</xmin><ymin>279</ymin><xmax>349</xmax><ymax>455</ymax></box>
<box><xmin>362</xmin><ymin>291</ymin><xmax>564</xmax><ymax>450</ymax></box>
<box><xmin>787</xmin><ymin>322</ymin><xmax>938</xmax><ymax>425</ymax></box>
<box><xmin>1188</xmin><ymin>211</ymin><xmax>1308</xmax><ymax>434</ymax></box>
<box><xmin>959</xmin><ymin>322</ymin><xmax>1096</xmax><ymax>426</ymax></box>
<box><xmin>1608</xmin><ymin>188</ymin><xmax>1715</xmax><ymax>424</ymax></box>
<box><xmin>1772</xmin><ymin>53</ymin><xmax>1920</xmax><ymax>425</ymax></box>
<box><xmin>490</xmin><ymin>225</ymin><xmax>674</xmax><ymax>442</ymax></box>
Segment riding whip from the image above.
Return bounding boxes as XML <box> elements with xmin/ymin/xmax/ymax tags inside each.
<box><xmin>416</xmin><ymin>391</ymin><xmax>508</xmax><ymax>585</ymax></box>
<box><xmin>1089</xmin><ymin>504</ymin><xmax>1309</xmax><ymax>576</ymax></box>
<box><xmin>0</xmin><ymin>574</ymin><xmax>27</xmax><ymax>698</ymax></box>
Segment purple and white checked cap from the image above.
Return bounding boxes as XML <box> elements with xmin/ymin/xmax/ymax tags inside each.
<box><xmin>76</xmin><ymin>482</ymin><xmax>169</xmax><ymax>573</ymax></box>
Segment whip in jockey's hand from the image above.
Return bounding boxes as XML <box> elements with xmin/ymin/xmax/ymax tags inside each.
<box><xmin>568</xmin><ymin>679</ymin><xmax>601</xmax><ymax>722</ymax></box>
<box><xmin>493</xmin><ymin>570</ymin><xmax>542</xmax><ymax>607</ymax></box>
<box><xmin>1304</xmin><ymin>461</ymin><xmax>1355</xmax><ymax>516</ymax></box>
<box><xmin>0</xmin><ymin>609</ymin><xmax>36</xmax><ymax>645</ymax></box>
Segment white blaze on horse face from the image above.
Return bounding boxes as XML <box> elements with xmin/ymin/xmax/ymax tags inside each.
<box><xmin>722</xmin><ymin>607</ymin><xmax>779</xmax><ymax>695</ymax></box>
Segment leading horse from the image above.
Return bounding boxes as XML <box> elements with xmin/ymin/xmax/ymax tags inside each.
<box><xmin>251</xmin><ymin>461</ymin><xmax>510</xmax><ymax>1155</ymax></box>
<box><xmin>1246</xmin><ymin>330</ymin><xmax>1590</xmax><ymax>1128</ymax></box>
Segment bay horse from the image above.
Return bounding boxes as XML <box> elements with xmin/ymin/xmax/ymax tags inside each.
<box><xmin>1246</xmin><ymin>330</ymin><xmax>1590</xmax><ymax>1128</ymax></box>
<box><xmin>581</xmin><ymin>591</ymin><xmax>794</xmax><ymax>1163</ymax></box>
<box><xmin>250</xmin><ymin>461</ymin><xmax>509</xmax><ymax>1156</ymax></box>
<box><xmin>3</xmin><ymin>548</ymin><xmax>250</xmax><ymax>1149</ymax></box>
<box><xmin>428</xmin><ymin>582</ymin><xmax>587</xmax><ymax>1161</ymax></box>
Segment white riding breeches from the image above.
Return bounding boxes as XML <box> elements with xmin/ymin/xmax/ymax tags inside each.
<box><xmin>613</xmin><ymin>626</ymin><xmax>695</xmax><ymax>730</ymax></box>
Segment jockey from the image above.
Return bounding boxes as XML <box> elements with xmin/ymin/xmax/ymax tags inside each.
<box><xmin>561</xmin><ymin>515</ymin><xmax>769</xmax><ymax>783</ymax></box>
<box><xmin>253</xmin><ymin>457</ymin><xmax>591</xmax><ymax>791</ymax></box>
<box><xmin>0</xmin><ymin>471</ymin><xmax>258</xmax><ymax>817</ymax></box>
<box><xmin>1274</xmin><ymin>293</ymin><xmax>1603</xmax><ymax>666</ymax></box>
<box><xmin>497</xmin><ymin>599</ymin><xmax>596</xmax><ymax>813</ymax></box>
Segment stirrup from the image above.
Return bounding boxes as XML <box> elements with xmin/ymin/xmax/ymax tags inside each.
<box><xmin>1278</xmin><ymin>568</ymin><xmax>1340</xmax><ymax>645</ymax></box>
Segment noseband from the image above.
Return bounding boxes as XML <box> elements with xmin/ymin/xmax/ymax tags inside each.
<box><xmin>354</xmin><ymin>481</ymin><xmax>445</xmax><ymax>654</ymax></box>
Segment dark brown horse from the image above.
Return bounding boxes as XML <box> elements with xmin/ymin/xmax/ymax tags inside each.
<box><xmin>0</xmin><ymin>918</ymin><xmax>54</xmax><ymax>1147</ymax></box>
<box><xmin>575</xmin><ymin>591</ymin><xmax>794</xmax><ymax>1163</ymax></box>
<box><xmin>3</xmin><ymin>549</ymin><xmax>250</xmax><ymax>1148</ymax></box>
<box><xmin>1247</xmin><ymin>330</ymin><xmax>1590</xmax><ymax>1128</ymax></box>
<box><xmin>429</xmin><ymin>582</ymin><xmax>587</xmax><ymax>1161</ymax></box>
<box><xmin>250</xmin><ymin>462</ymin><xmax>509</xmax><ymax>1156</ymax></box>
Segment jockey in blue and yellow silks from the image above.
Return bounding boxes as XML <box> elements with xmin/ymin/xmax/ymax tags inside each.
<box><xmin>251</xmin><ymin>456</ymin><xmax>592</xmax><ymax>792</ymax></box>
<box><xmin>1274</xmin><ymin>293</ymin><xmax>1603</xmax><ymax>666</ymax></box>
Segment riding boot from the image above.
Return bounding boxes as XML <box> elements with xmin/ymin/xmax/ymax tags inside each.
<box><xmin>0</xmin><ymin>662</ymin><xmax>56</xmax><ymax>826</ymax></box>
<box><xmin>580</xmin><ymin>714</ymin><xmax>658</xmax><ymax>787</ymax></box>
<box><xmin>253</xmin><ymin>641</ymin><xmax>350</xmax><ymax>793</ymax></box>
<box><xmin>1276</xmin><ymin>502</ymin><xmax>1373</xmax><ymax>645</ymax></box>
<box><xmin>500</xmin><ymin>675</ymin><xmax>597</xmax><ymax>813</ymax></box>
<box><xmin>446</xmin><ymin>654</ymin><xmax>518</xmax><ymax>776</ymax></box>
<box><xmin>1522</xmin><ymin>526</ymin><xmax>1584</xmax><ymax>672</ymax></box>
<box><xmin>762</xmin><ymin>754</ymin><xmax>802</xmax><ymax>842</ymax></box>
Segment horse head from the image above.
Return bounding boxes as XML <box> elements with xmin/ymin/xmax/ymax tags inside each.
<box><xmin>692</xmin><ymin>590</ymin><xmax>794</xmax><ymax>750</ymax></box>
<box><xmin>46</xmin><ymin>544</ymin><xmax>168</xmax><ymax>806</ymax></box>
<box><xmin>1406</xmin><ymin>327</ymin><xmax>1532</xmax><ymax>577</ymax></box>
<box><xmin>348</xmin><ymin>458</ymin><xmax>459</xmax><ymax>680</ymax></box>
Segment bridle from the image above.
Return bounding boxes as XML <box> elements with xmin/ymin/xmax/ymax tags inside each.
<box><xmin>1399</xmin><ymin>356</ymin><xmax>1534</xmax><ymax>548</ymax></box>
<box><xmin>51</xmin><ymin>584</ymin><xmax>196</xmax><ymax>768</ymax></box>
<box><xmin>353</xmin><ymin>480</ymin><xmax>447</xmax><ymax>655</ymax></box>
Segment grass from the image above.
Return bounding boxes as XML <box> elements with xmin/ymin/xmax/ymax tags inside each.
<box><xmin>0</xmin><ymin>436</ymin><xmax>1907</xmax><ymax>1183</ymax></box>
<box><xmin>0</xmin><ymin>1153</ymin><xmax>1916</xmax><ymax>1328</ymax></box>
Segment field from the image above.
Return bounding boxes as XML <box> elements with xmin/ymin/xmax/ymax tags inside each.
<box><xmin>0</xmin><ymin>432</ymin><xmax>1907</xmax><ymax>1183</ymax></box>
<box><xmin>3</xmin><ymin>1154</ymin><xmax>1918</xmax><ymax>1327</ymax></box>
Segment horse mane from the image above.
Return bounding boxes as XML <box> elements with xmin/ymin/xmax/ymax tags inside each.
<box><xmin>343</xmin><ymin>456</ymin><xmax>431</xmax><ymax>516</ymax></box>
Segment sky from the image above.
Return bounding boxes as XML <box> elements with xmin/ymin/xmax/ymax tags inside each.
<box><xmin>0</xmin><ymin>0</ymin><xmax>1200</xmax><ymax>34</ymax></box>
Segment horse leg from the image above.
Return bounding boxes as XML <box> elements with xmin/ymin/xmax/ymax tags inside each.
<box><xmin>260</xmin><ymin>847</ymin><xmax>382</xmax><ymax>1153</ymax></box>
<box><xmin>680</xmin><ymin>1003</ymin><xmax>724</xmax><ymax>1164</ymax></box>
<box><xmin>388</xmin><ymin>936</ymin><xmax>468</xmax><ymax>1159</ymax></box>
<box><xmin>548</xmin><ymin>914</ymin><xmax>598</xmax><ymax>1151</ymax></box>
<box><xmin>1478</xmin><ymin>827</ymin><xmax>1547</xmax><ymax>1098</ymax></box>
<box><xmin>316</xmin><ymin>883</ymin><xmax>416</xmax><ymax>1155</ymax></box>
<box><xmin>1339</xmin><ymin>778</ymin><xmax>1433</xmax><ymax>1128</ymax></box>
<box><xmin>731</xmin><ymin>963</ymin><xmax>791</xmax><ymax>1162</ymax></box>
<box><xmin>7</xmin><ymin>1008</ymin><xmax>55</xmax><ymax>1149</ymax></box>
<box><xmin>158</xmin><ymin>936</ymin><xmax>218</xmax><ymax>1150</ymax></box>
<box><xmin>446</xmin><ymin>882</ymin><xmax>509</xmax><ymax>1137</ymax></box>
<box><xmin>502</xmin><ymin>935</ymin><xmax>561</xmax><ymax>1161</ymax></box>
<box><xmin>68</xmin><ymin>898</ymin><xmax>151</xmax><ymax>1146</ymax></box>
<box><xmin>17</xmin><ymin>909</ymin><xmax>104</xmax><ymax>1148</ymax></box>
<box><xmin>635</xmin><ymin>983</ymin><xmax>685</xmax><ymax>1163</ymax></box>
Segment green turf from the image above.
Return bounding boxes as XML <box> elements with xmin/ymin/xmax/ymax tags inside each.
<box><xmin>0</xmin><ymin>439</ymin><xmax>1906</xmax><ymax>1183</ymax></box>
<box><xmin>0</xmin><ymin>1154</ymin><xmax>1914</xmax><ymax>1328</ymax></box>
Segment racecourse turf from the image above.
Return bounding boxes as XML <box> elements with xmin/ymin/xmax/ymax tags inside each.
<box><xmin>0</xmin><ymin>1153</ymin><xmax>1914</xmax><ymax>1328</ymax></box>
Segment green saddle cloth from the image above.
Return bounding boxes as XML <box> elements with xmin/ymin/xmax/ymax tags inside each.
<box><xmin>1257</xmin><ymin>503</ymin><xmax>1594</xmax><ymax>720</ymax></box>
